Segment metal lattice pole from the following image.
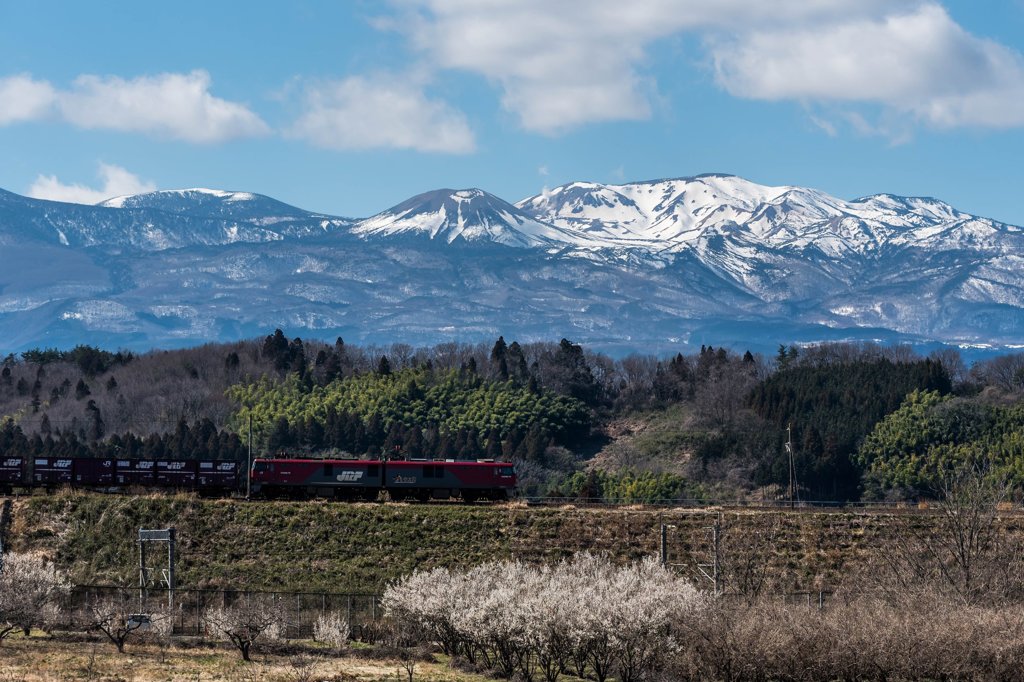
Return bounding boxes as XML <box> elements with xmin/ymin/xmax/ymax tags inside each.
<box><xmin>138</xmin><ymin>528</ymin><xmax>176</xmax><ymax>611</ymax></box>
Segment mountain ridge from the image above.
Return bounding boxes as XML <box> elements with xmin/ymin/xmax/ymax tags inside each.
<box><xmin>1</xmin><ymin>174</ymin><xmax>1022</xmax><ymax>355</ymax></box>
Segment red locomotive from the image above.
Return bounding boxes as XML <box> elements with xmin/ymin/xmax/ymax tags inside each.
<box><xmin>250</xmin><ymin>457</ymin><xmax>517</xmax><ymax>502</ymax></box>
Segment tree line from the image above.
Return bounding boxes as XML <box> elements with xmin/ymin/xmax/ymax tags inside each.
<box><xmin>5</xmin><ymin>330</ymin><xmax>1024</xmax><ymax>500</ymax></box>
<box><xmin>0</xmin><ymin>417</ymin><xmax>245</xmax><ymax>462</ymax></box>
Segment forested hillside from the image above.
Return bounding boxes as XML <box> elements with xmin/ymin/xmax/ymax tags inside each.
<box><xmin>2</xmin><ymin>331</ymin><xmax>1024</xmax><ymax>501</ymax></box>
<box><xmin>858</xmin><ymin>390</ymin><xmax>1024</xmax><ymax>497</ymax></box>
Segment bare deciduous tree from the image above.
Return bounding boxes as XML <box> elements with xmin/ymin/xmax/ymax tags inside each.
<box><xmin>205</xmin><ymin>599</ymin><xmax>282</xmax><ymax>661</ymax></box>
<box><xmin>881</xmin><ymin>464</ymin><xmax>1023</xmax><ymax>604</ymax></box>
<box><xmin>718</xmin><ymin>515</ymin><xmax>781</xmax><ymax>603</ymax></box>
<box><xmin>0</xmin><ymin>552</ymin><xmax>70</xmax><ymax>641</ymax></box>
<box><xmin>84</xmin><ymin>598</ymin><xmax>151</xmax><ymax>653</ymax></box>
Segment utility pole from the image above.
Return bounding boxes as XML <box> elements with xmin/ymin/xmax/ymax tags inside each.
<box><xmin>786</xmin><ymin>423</ymin><xmax>795</xmax><ymax>508</ymax></box>
<box><xmin>659</xmin><ymin>522</ymin><xmax>683</xmax><ymax>571</ymax></box>
<box><xmin>660</xmin><ymin>523</ymin><xmax>669</xmax><ymax>567</ymax></box>
<box><xmin>246</xmin><ymin>413</ymin><xmax>252</xmax><ymax>500</ymax></box>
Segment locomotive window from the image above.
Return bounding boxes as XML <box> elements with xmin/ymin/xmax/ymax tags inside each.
<box><xmin>253</xmin><ymin>462</ymin><xmax>269</xmax><ymax>473</ymax></box>
<box><xmin>499</xmin><ymin>466</ymin><xmax>514</xmax><ymax>476</ymax></box>
<box><xmin>367</xmin><ymin>465</ymin><xmax>379</xmax><ymax>477</ymax></box>
<box><xmin>435</xmin><ymin>466</ymin><xmax>444</xmax><ymax>478</ymax></box>
<box><xmin>324</xmin><ymin>463</ymin><xmax>334</xmax><ymax>477</ymax></box>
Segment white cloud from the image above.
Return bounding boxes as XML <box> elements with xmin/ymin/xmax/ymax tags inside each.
<box><xmin>392</xmin><ymin>0</ymin><xmax>907</xmax><ymax>133</ymax></box>
<box><xmin>388</xmin><ymin>0</ymin><xmax>1024</xmax><ymax>134</ymax></box>
<box><xmin>711</xmin><ymin>4</ymin><xmax>1024</xmax><ymax>129</ymax></box>
<box><xmin>0</xmin><ymin>70</ymin><xmax>268</xmax><ymax>143</ymax></box>
<box><xmin>59</xmin><ymin>70</ymin><xmax>269</xmax><ymax>143</ymax></box>
<box><xmin>0</xmin><ymin>74</ymin><xmax>56</xmax><ymax>124</ymax></box>
<box><xmin>27</xmin><ymin>163</ymin><xmax>157</xmax><ymax>205</ymax></box>
<box><xmin>289</xmin><ymin>74</ymin><xmax>475</xmax><ymax>153</ymax></box>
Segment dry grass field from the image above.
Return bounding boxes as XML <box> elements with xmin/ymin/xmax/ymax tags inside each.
<box><xmin>0</xmin><ymin>633</ymin><xmax>488</xmax><ymax>682</ymax></box>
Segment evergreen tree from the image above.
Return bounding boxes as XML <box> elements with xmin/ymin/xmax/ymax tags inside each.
<box><xmin>85</xmin><ymin>400</ymin><xmax>104</xmax><ymax>441</ymax></box>
<box><xmin>547</xmin><ymin>338</ymin><xmax>599</xmax><ymax>405</ymax></box>
<box><xmin>321</xmin><ymin>351</ymin><xmax>340</xmax><ymax>384</ymax></box>
<box><xmin>262</xmin><ymin>329</ymin><xmax>290</xmax><ymax>371</ymax></box>
<box><xmin>402</xmin><ymin>426</ymin><xmax>424</xmax><ymax>457</ymax></box>
<box><xmin>267</xmin><ymin>416</ymin><xmax>292</xmax><ymax>452</ymax></box>
<box><xmin>74</xmin><ymin>379</ymin><xmax>90</xmax><ymax>400</ymax></box>
<box><xmin>485</xmin><ymin>427</ymin><xmax>502</xmax><ymax>459</ymax></box>
<box><xmin>383</xmin><ymin>421</ymin><xmax>404</xmax><ymax>457</ymax></box>
<box><xmin>578</xmin><ymin>469</ymin><xmax>603</xmax><ymax>501</ymax></box>
<box><xmin>438</xmin><ymin>433</ymin><xmax>457</xmax><ymax>459</ymax></box>
<box><xmin>490</xmin><ymin>336</ymin><xmax>509</xmax><ymax>380</ymax></box>
<box><xmin>507</xmin><ymin>341</ymin><xmax>529</xmax><ymax>382</ymax></box>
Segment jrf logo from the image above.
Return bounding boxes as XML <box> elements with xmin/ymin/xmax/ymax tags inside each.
<box><xmin>336</xmin><ymin>471</ymin><xmax>364</xmax><ymax>482</ymax></box>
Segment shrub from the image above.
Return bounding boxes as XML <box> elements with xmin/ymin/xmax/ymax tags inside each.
<box><xmin>313</xmin><ymin>611</ymin><xmax>349</xmax><ymax>651</ymax></box>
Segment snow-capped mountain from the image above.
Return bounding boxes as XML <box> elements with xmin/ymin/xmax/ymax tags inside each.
<box><xmin>0</xmin><ymin>188</ymin><xmax>352</xmax><ymax>251</ymax></box>
<box><xmin>99</xmin><ymin>188</ymin><xmax>313</xmax><ymax>222</ymax></box>
<box><xmin>0</xmin><ymin>175</ymin><xmax>1022</xmax><ymax>356</ymax></box>
<box><xmin>353</xmin><ymin>188</ymin><xmax>577</xmax><ymax>247</ymax></box>
<box><xmin>515</xmin><ymin>174</ymin><xmax>1016</xmax><ymax>255</ymax></box>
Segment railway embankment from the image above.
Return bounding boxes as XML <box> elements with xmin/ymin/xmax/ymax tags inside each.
<box><xmin>8</xmin><ymin>490</ymin><xmax>1011</xmax><ymax>594</ymax></box>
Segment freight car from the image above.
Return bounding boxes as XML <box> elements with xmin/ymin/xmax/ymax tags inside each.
<box><xmin>249</xmin><ymin>457</ymin><xmax>517</xmax><ymax>502</ymax></box>
<box><xmin>0</xmin><ymin>456</ymin><xmax>239</xmax><ymax>495</ymax></box>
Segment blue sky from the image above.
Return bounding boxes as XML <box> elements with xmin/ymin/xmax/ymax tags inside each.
<box><xmin>2</xmin><ymin>0</ymin><xmax>1024</xmax><ymax>223</ymax></box>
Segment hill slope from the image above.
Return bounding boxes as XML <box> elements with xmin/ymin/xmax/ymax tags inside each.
<box><xmin>9</xmin><ymin>492</ymin><xmax>910</xmax><ymax>593</ymax></box>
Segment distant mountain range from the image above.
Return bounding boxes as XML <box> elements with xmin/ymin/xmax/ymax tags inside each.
<box><xmin>1</xmin><ymin>174</ymin><xmax>1022</xmax><ymax>356</ymax></box>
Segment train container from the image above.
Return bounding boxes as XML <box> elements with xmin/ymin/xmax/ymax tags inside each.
<box><xmin>156</xmin><ymin>459</ymin><xmax>197</xmax><ymax>488</ymax></box>
<box><xmin>74</xmin><ymin>458</ymin><xmax>115</xmax><ymax>486</ymax></box>
<box><xmin>385</xmin><ymin>459</ymin><xmax>516</xmax><ymax>501</ymax></box>
<box><xmin>250</xmin><ymin>458</ymin><xmax>384</xmax><ymax>499</ymax></box>
<box><xmin>116</xmin><ymin>459</ymin><xmax>155</xmax><ymax>486</ymax></box>
<box><xmin>0</xmin><ymin>457</ymin><xmax>23</xmax><ymax>485</ymax></box>
<box><xmin>33</xmin><ymin>457</ymin><xmax>73</xmax><ymax>486</ymax></box>
<box><xmin>198</xmin><ymin>460</ymin><xmax>238</xmax><ymax>491</ymax></box>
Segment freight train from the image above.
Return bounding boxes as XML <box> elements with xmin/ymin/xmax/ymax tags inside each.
<box><xmin>0</xmin><ymin>455</ymin><xmax>517</xmax><ymax>502</ymax></box>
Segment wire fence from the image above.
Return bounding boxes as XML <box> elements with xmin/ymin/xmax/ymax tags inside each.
<box><xmin>65</xmin><ymin>585</ymin><xmax>382</xmax><ymax>639</ymax></box>
<box><xmin>520</xmin><ymin>496</ymin><xmax>983</xmax><ymax>513</ymax></box>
